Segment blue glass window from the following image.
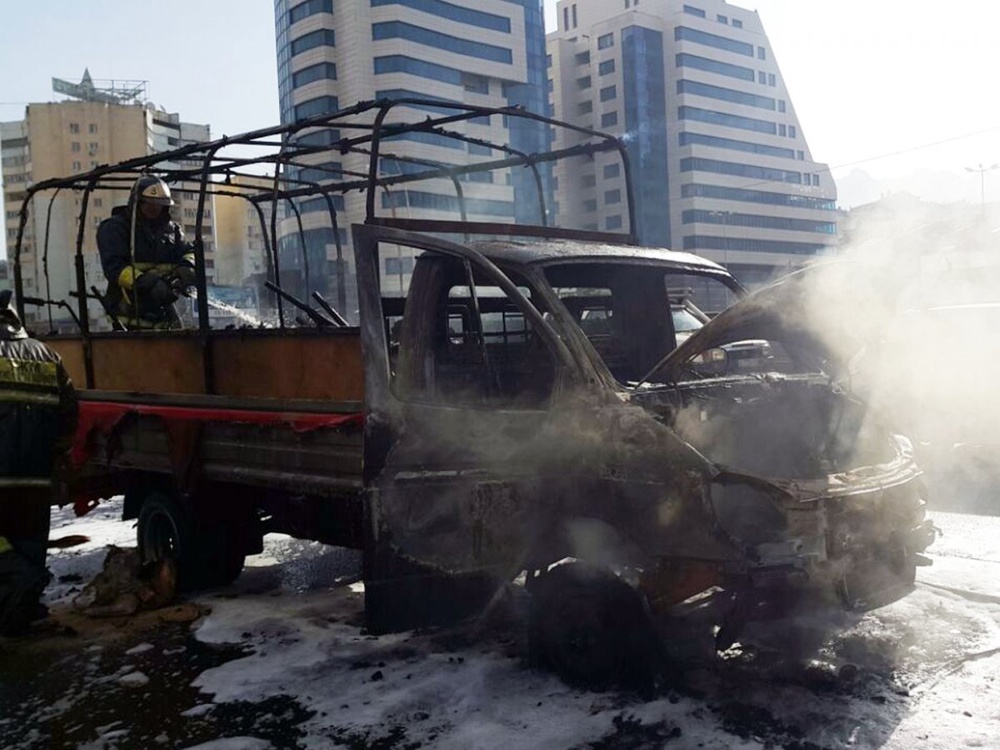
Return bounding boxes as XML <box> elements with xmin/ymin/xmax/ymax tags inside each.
<box><xmin>289</xmin><ymin>0</ymin><xmax>332</xmax><ymax>25</ymax></box>
<box><xmin>598</xmin><ymin>33</ymin><xmax>615</xmax><ymax>49</ymax></box>
<box><xmin>674</xmin><ymin>26</ymin><xmax>753</xmax><ymax>56</ymax></box>
<box><xmin>600</xmin><ymin>85</ymin><xmax>617</xmax><ymax>102</ymax></box>
<box><xmin>605</xmin><ymin>189</ymin><xmax>622</xmax><ymax>205</ymax></box>
<box><xmin>603</xmin><ymin>163</ymin><xmax>620</xmax><ymax>179</ymax></box>
<box><xmin>758</xmin><ymin>46</ymin><xmax>767</xmax><ymax>60</ymax></box>
<box><xmin>682</xmin><ymin>209</ymin><xmax>836</xmax><ymax>234</ymax></box>
<box><xmin>598</xmin><ymin>59</ymin><xmax>616</xmax><ymax>76</ymax></box>
<box><xmin>374</xmin><ymin>55</ymin><xmax>461</xmax><ymax>85</ymax></box>
<box><xmin>291</xmin><ymin>29</ymin><xmax>336</xmax><ymax>56</ymax></box>
<box><xmin>381</xmin><ymin>190</ymin><xmax>514</xmax><ymax>217</ymax></box>
<box><xmin>299</xmin><ymin>195</ymin><xmax>346</xmax><ymax>214</ymax></box>
<box><xmin>293</xmin><ymin>62</ymin><xmax>337</xmax><ymax>87</ymax></box>
<box><xmin>681</xmin><ymin>156</ymin><xmax>802</xmax><ymax>184</ymax></box>
<box><xmin>370</xmin><ymin>0</ymin><xmax>510</xmax><ymax>33</ymax></box>
<box><xmin>679</xmin><ymin>131</ymin><xmax>795</xmax><ymax>159</ymax></box>
<box><xmin>778</xmin><ymin>100</ymin><xmax>786</xmax><ymax>113</ymax></box>
<box><xmin>683</xmin><ymin>235</ymin><xmax>826</xmax><ymax>255</ymax></box>
<box><xmin>601</xmin><ymin>111</ymin><xmax>618</xmax><ymax>127</ymax></box>
<box><xmin>372</xmin><ymin>21</ymin><xmax>512</xmax><ymax>64</ymax></box>
<box><xmin>293</xmin><ymin>95</ymin><xmax>339</xmax><ymax>121</ymax></box>
<box><xmin>678</xmin><ymin>80</ymin><xmax>776</xmax><ymax>110</ymax></box>
<box><xmin>789</xmin><ymin>125</ymin><xmax>797</xmax><ymax>138</ymax></box>
<box><xmin>606</xmin><ymin>215</ymin><xmax>623</xmax><ymax>230</ymax></box>
<box><xmin>295</xmin><ymin>128</ymin><xmax>340</xmax><ymax>147</ymax></box>
<box><xmin>679</xmin><ymin>106</ymin><xmax>776</xmax><ymax>135</ymax></box>
<box><xmin>732</xmin><ymin>18</ymin><xmax>743</xmax><ymax>28</ymax></box>
<box><xmin>681</xmin><ymin>182</ymin><xmax>836</xmax><ymax>210</ymax></box>
<box><xmin>385</xmin><ymin>256</ymin><xmax>415</xmax><ymax>275</ymax></box>
<box><xmin>682</xmin><ymin>5</ymin><xmax>706</xmax><ymax>17</ymax></box>
<box><xmin>295</xmin><ymin>162</ymin><xmax>343</xmax><ymax>183</ymax></box>
<box><xmin>676</xmin><ymin>53</ymin><xmax>754</xmax><ymax>82</ymax></box>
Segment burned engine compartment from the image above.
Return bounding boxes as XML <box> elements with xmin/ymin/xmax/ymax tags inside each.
<box><xmin>636</xmin><ymin>375</ymin><xmax>900</xmax><ymax>479</ymax></box>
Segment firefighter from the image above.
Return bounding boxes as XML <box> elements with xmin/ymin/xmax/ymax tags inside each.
<box><xmin>97</xmin><ymin>174</ymin><xmax>198</xmax><ymax>330</ymax></box>
<box><xmin>0</xmin><ymin>290</ymin><xmax>77</xmax><ymax>636</ymax></box>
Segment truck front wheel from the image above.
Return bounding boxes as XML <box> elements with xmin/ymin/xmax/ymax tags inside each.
<box><xmin>137</xmin><ymin>493</ymin><xmax>246</xmax><ymax>591</ymax></box>
<box><xmin>529</xmin><ymin>563</ymin><xmax>660</xmax><ymax>690</ymax></box>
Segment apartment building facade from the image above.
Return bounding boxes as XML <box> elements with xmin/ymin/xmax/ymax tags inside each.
<box><xmin>273</xmin><ymin>0</ymin><xmax>549</xmax><ymax>314</ymax></box>
<box><xmin>548</xmin><ymin>0</ymin><xmax>839</xmax><ymax>286</ymax></box>
<box><xmin>1</xmin><ymin>87</ymin><xmax>215</xmax><ymax>331</ymax></box>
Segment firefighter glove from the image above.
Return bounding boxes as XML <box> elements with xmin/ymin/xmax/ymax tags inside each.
<box><xmin>171</xmin><ymin>264</ymin><xmax>197</xmax><ymax>291</ymax></box>
<box><xmin>135</xmin><ymin>272</ymin><xmax>177</xmax><ymax>307</ymax></box>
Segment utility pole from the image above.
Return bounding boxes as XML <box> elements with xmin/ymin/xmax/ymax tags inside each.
<box><xmin>965</xmin><ymin>162</ymin><xmax>998</xmax><ymax>216</ymax></box>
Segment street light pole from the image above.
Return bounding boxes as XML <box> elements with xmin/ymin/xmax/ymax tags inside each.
<box><xmin>965</xmin><ymin>162</ymin><xmax>998</xmax><ymax>216</ymax></box>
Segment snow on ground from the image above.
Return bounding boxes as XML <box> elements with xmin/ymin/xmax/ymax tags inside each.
<box><xmin>19</xmin><ymin>502</ymin><xmax>1000</xmax><ymax>749</ymax></box>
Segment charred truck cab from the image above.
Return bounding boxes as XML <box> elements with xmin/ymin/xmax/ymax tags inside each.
<box><xmin>12</xmin><ymin>100</ymin><xmax>934</xmax><ymax>688</ymax></box>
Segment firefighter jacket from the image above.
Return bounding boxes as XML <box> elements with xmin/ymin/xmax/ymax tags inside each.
<box><xmin>97</xmin><ymin>205</ymin><xmax>196</xmax><ymax>328</ymax></box>
<box><xmin>0</xmin><ymin>323</ymin><xmax>77</xmax><ymax>480</ymax></box>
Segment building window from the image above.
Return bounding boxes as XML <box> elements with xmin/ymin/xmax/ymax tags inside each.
<box><xmin>572</xmin><ymin>4</ymin><xmax>578</xmax><ymax>28</ymax></box>
<box><xmin>293</xmin><ymin>62</ymin><xmax>337</xmax><ymax>87</ymax></box>
<box><xmin>678</xmin><ymin>79</ymin><xmax>775</xmax><ymax>110</ymax></box>
<box><xmin>598</xmin><ymin>32</ymin><xmax>615</xmax><ymax>49</ymax></box>
<box><xmin>757</xmin><ymin>46</ymin><xmax>767</xmax><ymax>60</ymax></box>
<box><xmin>778</xmin><ymin>124</ymin><xmax>787</xmax><ymax>136</ymax></box>
<box><xmin>606</xmin><ymin>215</ymin><xmax>623</xmax><ymax>230</ymax></box>
<box><xmin>603</xmin><ymin>163</ymin><xmax>621</xmax><ymax>179</ymax></box>
<box><xmin>605</xmin><ymin>189</ymin><xmax>622</xmax><ymax>205</ymax></box>
<box><xmin>581</xmin><ymin>174</ymin><xmax>597</xmax><ymax>188</ymax></box>
<box><xmin>577</xmin><ymin>75</ymin><xmax>592</xmax><ymax>89</ymax></box>
<box><xmin>563</xmin><ymin>7</ymin><xmax>569</xmax><ymax>30</ymax></box>
<box><xmin>683</xmin><ymin>5</ymin><xmax>706</xmax><ymax>18</ymax></box>
<box><xmin>291</xmin><ymin>28</ymin><xmax>335</xmax><ymax>57</ymax></box>
<box><xmin>598</xmin><ymin>59</ymin><xmax>616</xmax><ymax>76</ymax></box>
<box><xmin>546</xmin><ymin>54</ymin><xmax>552</xmax><ymax>68</ymax></box>
<box><xmin>94</xmin><ymin>198</ymin><xmax>103</xmax><ymax>208</ymax></box>
<box><xmin>797</xmin><ymin>150</ymin><xmax>804</xmax><ymax>160</ymax></box>
<box><xmin>789</xmin><ymin>125</ymin><xmax>797</xmax><ymax>138</ymax></box>
<box><xmin>71</xmin><ymin>142</ymin><xmax>81</xmax><ymax>153</ymax></box>
<box><xmin>289</xmin><ymin>0</ymin><xmax>332</xmax><ymax>25</ymax></box>
<box><xmin>778</xmin><ymin>100</ymin><xmax>786</xmax><ymax>113</ymax></box>
<box><xmin>584</xmin><ymin>199</ymin><xmax>598</xmax><ymax>212</ymax></box>
<box><xmin>88</xmin><ymin>123</ymin><xmax>97</xmax><ymax>134</ymax></box>
<box><xmin>578</xmin><ymin>101</ymin><xmax>593</xmax><ymax>115</ymax></box>
<box><xmin>732</xmin><ymin>19</ymin><xmax>743</xmax><ymax>28</ymax></box>
<box><xmin>679</xmin><ymin>105</ymin><xmax>777</xmax><ymax>135</ymax></box>
<box><xmin>768</xmin><ymin>73</ymin><xmax>776</xmax><ymax>86</ymax></box>
<box><xmin>370</xmin><ymin>0</ymin><xmax>511</xmax><ymax>32</ymax></box>
<box><xmin>372</xmin><ymin>22</ymin><xmax>513</xmax><ymax>64</ymax></box>
<box><xmin>675</xmin><ymin>26</ymin><xmax>753</xmax><ymax>56</ymax></box>
<box><xmin>678</xmin><ymin>53</ymin><xmax>754</xmax><ymax>82</ymax></box>
<box><xmin>758</xmin><ymin>71</ymin><xmax>766</xmax><ymax>84</ymax></box>
<box><xmin>385</xmin><ymin>256</ymin><xmax>415</xmax><ymax>275</ymax></box>
<box><xmin>71</xmin><ymin>161</ymin><xmax>81</xmax><ymax>171</ymax></box>
<box><xmin>600</xmin><ymin>85</ymin><xmax>617</xmax><ymax>102</ymax></box>
<box><xmin>717</xmin><ymin>15</ymin><xmax>728</xmax><ymax>23</ymax></box>
<box><xmin>601</xmin><ymin>111</ymin><xmax>618</xmax><ymax>128</ymax></box>
<box><xmin>575</xmin><ymin>51</ymin><xmax>591</xmax><ymax>65</ymax></box>
<box><xmin>679</xmin><ymin>131</ymin><xmax>795</xmax><ymax>159</ymax></box>
<box><xmin>462</xmin><ymin>73</ymin><xmax>489</xmax><ymax>94</ymax></box>
<box><xmin>294</xmin><ymin>95</ymin><xmax>339</xmax><ymax>121</ymax></box>
<box><xmin>812</xmin><ymin>174</ymin><xmax>820</xmax><ymax>186</ymax></box>
<box><xmin>681</xmin><ymin>156</ymin><xmax>802</xmax><ymax>184</ymax></box>
<box><xmin>69</xmin><ymin>123</ymin><xmax>79</xmax><ymax>134</ymax></box>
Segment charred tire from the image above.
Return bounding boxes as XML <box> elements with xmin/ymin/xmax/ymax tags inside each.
<box><xmin>529</xmin><ymin>563</ymin><xmax>658</xmax><ymax>690</ymax></box>
<box><xmin>137</xmin><ymin>494</ymin><xmax>246</xmax><ymax>591</ymax></box>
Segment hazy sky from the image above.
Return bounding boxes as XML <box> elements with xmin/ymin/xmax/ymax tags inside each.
<box><xmin>2</xmin><ymin>1</ymin><xmax>999</xmax><ymax>208</ymax></box>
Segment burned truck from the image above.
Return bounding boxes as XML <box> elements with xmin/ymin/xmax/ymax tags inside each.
<box><xmin>11</xmin><ymin>100</ymin><xmax>935</xmax><ymax>686</ymax></box>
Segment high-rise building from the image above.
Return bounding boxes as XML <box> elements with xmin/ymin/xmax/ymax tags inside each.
<box><xmin>547</xmin><ymin>0</ymin><xmax>839</xmax><ymax>286</ymax></box>
<box><xmin>0</xmin><ymin>72</ymin><xmax>215</xmax><ymax>331</ymax></box>
<box><xmin>272</xmin><ymin>0</ymin><xmax>549</xmax><ymax>311</ymax></box>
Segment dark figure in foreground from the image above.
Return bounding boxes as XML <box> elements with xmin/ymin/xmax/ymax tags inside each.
<box><xmin>97</xmin><ymin>174</ymin><xmax>197</xmax><ymax>330</ymax></box>
<box><xmin>0</xmin><ymin>290</ymin><xmax>77</xmax><ymax>636</ymax></box>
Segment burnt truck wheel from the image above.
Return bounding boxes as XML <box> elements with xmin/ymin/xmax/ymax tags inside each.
<box><xmin>137</xmin><ymin>493</ymin><xmax>246</xmax><ymax>591</ymax></box>
<box><xmin>529</xmin><ymin>563</ymin><xmax>658</xmax><ymax>690</ymax></box>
